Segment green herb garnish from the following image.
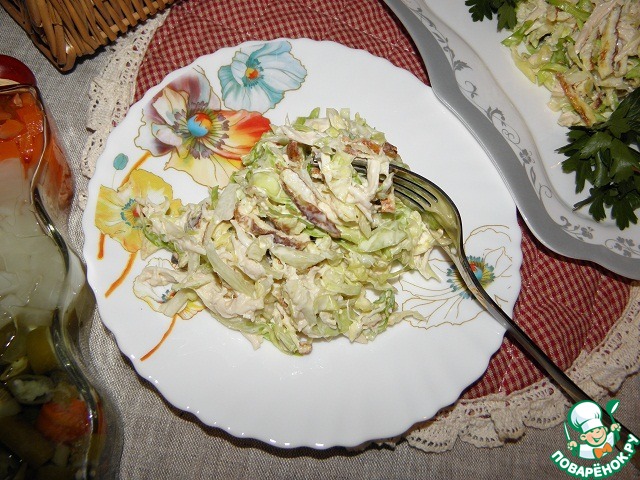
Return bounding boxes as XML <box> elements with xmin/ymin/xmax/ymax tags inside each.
<box><xmin>465</xmin><ymin>0</ymin><xmax>521</xmax><ymax>30</ymax></box>
<box><xmin>559</xmin><ymin>88</ymin><xmax>640</xmax><ymax>230</ymax></box>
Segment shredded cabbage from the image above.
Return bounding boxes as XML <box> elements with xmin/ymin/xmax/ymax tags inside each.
<box><xmin>503</xmin><ymin>0</ymin><xmax>639</xmax><ymax>126</ymax></box>
<box><xmin>132</xmin><ymin>109</ymin><xmax>437</xmax><ymax>355</ymax></box>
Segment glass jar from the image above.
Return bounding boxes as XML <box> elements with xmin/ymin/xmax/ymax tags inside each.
<box><xmin>0</xmin><ymin>56</ymin><xmax>122</xmax><ymax>479</ymax></box>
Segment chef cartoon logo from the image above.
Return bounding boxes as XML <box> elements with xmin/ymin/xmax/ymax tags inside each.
<box><xmin>550</xmin><ymin>399</ymin><xmax>639</xmax><ymax>478</ymax></box>
<box><xmin>565</xmin><ymin>400</ymin><xmax>620</xmax><ymax>460</ymax></box>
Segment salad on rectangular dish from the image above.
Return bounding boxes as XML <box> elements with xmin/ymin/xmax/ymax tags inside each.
<box><xmin>401</xmin><ymin>0</ymin><xmax>640</xmax><ymax>278</ymax></box>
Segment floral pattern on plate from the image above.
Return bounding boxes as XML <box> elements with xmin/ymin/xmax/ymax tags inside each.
<box><xmin>219</xmin><ymin>40</ymin><xmax>307</xmax><ymax>113</ymax></box>
<box><xmin>82</xmin><ymin>39</ymin><xmax>522</xmax><ymax>448</ymax></box>
<box><xmin>132</xmin><ymin>40</ymin><xmax>307</xmax><ymax>188</ymax></box>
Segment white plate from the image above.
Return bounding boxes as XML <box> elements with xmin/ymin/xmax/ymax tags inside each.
<box><xmin>82</xmin><ymin>39</ymin><xmax>521</xmax><ymax>448</ymax></box>
<box><xmin>394</xmin><ymin>0</ymin><xmax>640</xmax><ymax>279</ymax></box>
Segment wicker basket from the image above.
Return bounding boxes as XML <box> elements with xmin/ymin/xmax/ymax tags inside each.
<box><xmin>1</xmin><ymin>0</ymin><xmax>175</xmax><ymax>71</ymax></box>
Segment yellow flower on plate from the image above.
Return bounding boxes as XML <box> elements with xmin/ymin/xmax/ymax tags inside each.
<box><xmin>95</xmin><ymin>169</ymin><xmax>174</xmax><ymax>253</ymax></box>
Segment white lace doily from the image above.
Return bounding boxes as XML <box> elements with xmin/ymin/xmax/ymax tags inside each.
<box><xmin>406</xmin><ymin>287</ymin><xmax>639</xmax><ymax>452</ymax></box>
<box><xmin>79</xmin><ymin>11</ymin><xmax>169</xmax><ymax>210</ymax></box>
<box><xmin>79</xmin><ymin>16</ymin><xmax>640</xmax><ymax>452</ymax></box>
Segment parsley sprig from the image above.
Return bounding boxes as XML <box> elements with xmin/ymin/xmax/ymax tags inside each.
<box><xmin>559</xmin><ymin>88</ymin><xmax>640</xmax><ymax>230</ymax></box>
<box><xmin>465</xmin><ymin>0</ymin><xmax>521</xmax><ymax>30</ymax></box>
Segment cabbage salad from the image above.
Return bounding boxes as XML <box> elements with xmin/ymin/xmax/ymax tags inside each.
<box><xmin>503</xmin><ymin>0</ymin><xmax>639</xmax><ymax>127</ymax></box>
<box><xmin>133</xmin><ymin>109</ymin><xmax>437</xmax><ymax>355</ymax></box>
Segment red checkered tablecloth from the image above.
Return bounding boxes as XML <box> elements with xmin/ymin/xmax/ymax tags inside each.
<box><xmin>133</xmin><ymin>0</ymin><xmax>633</xmax><ymax>399</ymax></box>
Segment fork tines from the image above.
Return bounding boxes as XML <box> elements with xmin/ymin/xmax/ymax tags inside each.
<box><xmin>349</xmin><ymin>158</ymin><xmax>438</xmax><ymax>213</ymax></box>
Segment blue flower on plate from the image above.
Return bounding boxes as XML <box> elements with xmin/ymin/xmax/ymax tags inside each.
<box><xmin>446</xmin><ymin>256</ymin><xmax>495</xmax><ymax>299</ymax></box>
<box><xmin>218</xmin><ymin>40</ymin><xmax>307</xmax><ymax>113</ymax></box>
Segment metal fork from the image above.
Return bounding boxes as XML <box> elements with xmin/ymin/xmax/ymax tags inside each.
<box><xmin>351</xmin><ymin>158</ymin><xmax>639</xmax><ymax>460</ymax></box>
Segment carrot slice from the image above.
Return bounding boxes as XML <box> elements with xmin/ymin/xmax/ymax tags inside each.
<box><xmin>16</xmin><ymin>132</ymin><xmax>35</xmax><ymax>165</ymax></box>
<box><xmin>0</xmin><ymin>119</ymin><xmax>24</xmax><ymax>139</ymax></box>
<box><xmin>36</xmin><ymin>398</ymin><xmax>90</xmax><ymax>444</ymax></box>
<box><xmin>16</xmin><ymin>104</ymin><xmax>43</xmax><ymax>133</ymax></box>
<box><xmin>0</xmin><ymin>139</ymin><xmax>21</xmax><ymax>161</ymax></box>
<box><xmin>20</xmin><ymin>91</ymin><xmax>36</xmax><ymax>107</ymax></box>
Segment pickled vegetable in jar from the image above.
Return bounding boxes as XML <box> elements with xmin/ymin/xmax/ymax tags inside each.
<box><xmin>0</xmin><ymin>56</ymin><xmax>121</xmax><ymax>479</ymax></box>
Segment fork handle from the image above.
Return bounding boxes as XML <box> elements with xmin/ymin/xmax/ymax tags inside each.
<box><xmin>450</xmin><ymin>251</ymin><xmax>640</xmax><ymax>468</ymax></box>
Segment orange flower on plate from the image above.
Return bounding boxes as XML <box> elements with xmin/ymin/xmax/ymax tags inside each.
<box><xmin>135</xmin><ymin>67</ymin><xmax>271</xmax><ymax>187</ymax></box>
